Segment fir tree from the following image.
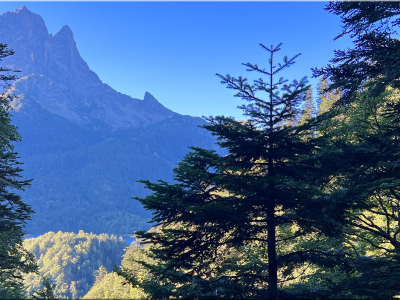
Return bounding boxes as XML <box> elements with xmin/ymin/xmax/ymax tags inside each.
<box><xmin>304</xmin><ymin>83</ymin><xmax>400</xmax><ymax>299</ymax></box>
<box><xmin>31</xmin><ymin>276</ymin><xmax>57</xmax><ymax>300</ymax></box>
<box><xmin>131</xmin><ymin>43</ymin><xmax>350</xmax><ymax>299</ymax></box>
<box><xmin>312</xmin><ymin>2</ymin><xmax>400</xmax><ymax>105</ymax></box>
<box><xmin>298</xmin><ymin>86</ymin><xmax>316</xmax><ymax>124</ymax></box>
<box><xmin>316</xmin><ymin>77</ymin><xmax>340</xmax><ymax>114</ymax></box>
<box><xmin>94</xmin><ymin>266</ymin><xmax>108</xmax><ymax>284</ymax></box>
<box><xmin>0</xmin><ymin>43</ymin><xmax>37</xmax><ymax>298</ymax></box>
<box><xmin>309</xmin><ymin>3</ymin><xmax>400</xmax><ymax>298</ymax></box>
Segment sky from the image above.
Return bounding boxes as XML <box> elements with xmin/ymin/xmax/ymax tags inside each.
<box><xmin>0</xmin><ymin>1</ymin><xmax>353</xmax><ymax>120</ymax></box>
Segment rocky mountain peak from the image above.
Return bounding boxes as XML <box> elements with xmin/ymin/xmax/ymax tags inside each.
<box><xmin>16</xmin><ymin>5</ymin><xmax>28</xmax><ymax>13</ymax></box>
<box><xmin>55</xmin><ymin>25</ymin><xmax>74</xmax><ymax>40</ymax></box>
<box><xmin>1</xmin><ymin>6</ymin><xmax>176</xmax><ymax>130</ymax></box>
<box><xmin>144</xmin><ymin>92</ymin><xmax>158</xmax><ymax>102</ymax></box>
<box><xmin>0</xmin><ymin>6</ymin><xmax>49</xmax><ymax>40</ymax></box>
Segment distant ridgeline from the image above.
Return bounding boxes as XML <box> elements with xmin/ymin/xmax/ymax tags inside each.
<box><xmin>23</xmin><ymin>231</ymin><xmax>129</xmax><ymax>299</ymax></box>
<box><xmin>0</xmin><ymin>6</ymin><xmax>224</xmax><ymax>235</ymax></box>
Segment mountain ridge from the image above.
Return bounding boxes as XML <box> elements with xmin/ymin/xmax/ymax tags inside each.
<box><xmin>0</xmin><ymin>6</ymin><xmax>223</xmax><ymax>235</ymax></box>
<box><xmin>1</xmin><ymin>5</ymin><xmax>176</xmax><ymax>130</ymax></box>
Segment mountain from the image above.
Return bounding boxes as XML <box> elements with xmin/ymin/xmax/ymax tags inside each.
<box><xmin>0</xmin><ymin>5</ymin><xmax>175</xmax><ymax>129</ymax></box>
<box><xmin>0</xmin><ymin>6</ymin><xmax>223</xmax><ymax>235</ymax></box>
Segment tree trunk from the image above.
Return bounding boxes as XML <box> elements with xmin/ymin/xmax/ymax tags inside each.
<box><xmin>267</xmin><ymin>47</ymin><xmax>277</xmax><ymax>299</ymax></box>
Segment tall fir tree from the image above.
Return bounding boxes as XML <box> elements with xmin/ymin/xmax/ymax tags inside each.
<box><xmin>0</xmin><ymin>43</ymin><xmax>37</xmax><ymax>298</ymax></box>
<box><xmin>129</xmin><ymin>43</ymin><xmax>351</xmax><ymax>299</ymax></box>
<box><xmin>309</xmin><ymin>2</ymin><xmax>400</xmax><ymax>298</ymax></box>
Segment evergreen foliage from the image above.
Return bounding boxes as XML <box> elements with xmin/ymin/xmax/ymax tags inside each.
<box><xmin>31</xmin><ymin>276</ymin><xmax>56</xmax><ymax>300</ymax></box>
<box><xmin>298</xmin><ymin>86</ymin><xmax>316</xmax><ymax>124</ymax></box>
<box><xmin>312</xmin><ymin>2</ymin><xmax>400</xmax><ymax>105</ymax></box>
<box><xmin>0</xmin><ymin>43</ymin><xmax>37</xmax><ymax>299</ymax></box>
<box><xmin>306</xmin><ymin>2</ymin><xmax>400</xmax><ymax>298</ymax></box>
<box><xmin>316</xmin><ymin>77</ymin><xmax>340</xmax><ymax>114</ymax></box>
<box><xmin>127</xmin><ymin>43</ymin><xmax>354</xmax><ymax>299</ymax></box>
<box><xmin>83</xmin><ymin>272</ymin><xmax>135</xmax><ymax>299</ymax></box>
<box><xmin>83</xmin><ymin>241</ymin><xmax>148</xmax><ymax>299</ymax></box>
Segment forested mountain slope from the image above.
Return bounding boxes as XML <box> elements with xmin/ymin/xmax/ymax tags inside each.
<box><xmin>23</xmin><ymin>231</ymin><xmax>128</xmax><ymax>299</ymax></box>
<box><xmin>0</xmin><ymin>6</ymin><xmax>223</xmax><ymax>235</ymax></box>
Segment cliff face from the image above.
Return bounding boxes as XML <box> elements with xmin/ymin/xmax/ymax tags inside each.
<box><xmin>0</xmin><ymin>6</ymin><xmax>221</xmax><ymax>235</ymax></box>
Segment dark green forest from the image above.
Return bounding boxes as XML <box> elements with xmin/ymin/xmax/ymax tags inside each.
<box><xmin>3</xmin><ymin>1</ymin><xmax>400</xmax><ymax>299</ymax></box>
<box><xmin>16</xmin><ymin>108</ymin><xmax>222</xmax><ymax>235</ymax></box>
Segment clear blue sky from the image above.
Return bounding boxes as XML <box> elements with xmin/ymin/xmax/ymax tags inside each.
<box><xmin>0</xmin><ymin>1</ymin><xmax>352</xmax><ymax>120</ymax></box>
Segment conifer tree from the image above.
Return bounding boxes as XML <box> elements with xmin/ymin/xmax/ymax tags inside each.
<box><xmin>309</xmin><ymin>2</ymin><xmax>400</xmax><ymax>298</ymax></box>
<box><xmin>0</xmin><ymin>43</ymin><xmax>37</xmax><ymax>298</ymax></box>
<box><xmin>299</xmin><ymin>86</ymin><xmax>316</xmax><ymax>124</ymax></box>
<box><xmin>305</xmin><ymin>82</ymin><xmax>400</xmax><ymax>299</ymax></box>
<box><xmin>316</xmin><ymin>77</ymin><xmax>340</xmax><ymax>114</ymax></box>
<box><xmin>94</xmin><ymin>266</ymin><xmax>108</xmax><ymax>284</ymax></box>
<box><xmin>131</xmin><ymin>43</ymin><xmax>351</xmax><ymax>299</ymax></box>
<box><xmin>312</xmin><ymin>2</ymin><xmax>400</xmax><ymax>105</ymax></box>
<box><xmin>31</xmin><ymin>277</ymin><xmax>56</xmax><ymax>300</ymax></box>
